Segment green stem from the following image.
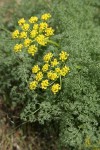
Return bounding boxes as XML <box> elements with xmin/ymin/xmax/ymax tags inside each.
<box><xmin>47</xmin><ymin>40</ymin><xmax>60</xmax><ymax>47</ymax></box>
<box><xmin>60</xmin><ymin>75</ymin><xmax>62</xmax><ymax>88</ymax></box>
<box><xmin>24</xmin><ymin>107</ymin><xmax>41</xmax><ymax>118</ymax></box>
<box><xmin>49</xmin><ymin>81</ymin><xmax>56</xmax><ymax>86</ymax></box>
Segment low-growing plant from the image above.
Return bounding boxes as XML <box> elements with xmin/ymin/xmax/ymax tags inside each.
<box><xmin>0</xmin><ymin>0</ymin><xmax>100</xmax><ymax>149</ymax></box>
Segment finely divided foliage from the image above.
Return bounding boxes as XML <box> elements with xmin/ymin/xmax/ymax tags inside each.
<box><xmin>0</xmin><ymin>0</ymin><xmax>100</xmax><ymax>149</ymax></box>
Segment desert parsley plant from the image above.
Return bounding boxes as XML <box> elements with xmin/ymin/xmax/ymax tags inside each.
<box><xmin>0</xmin><ymin>0</ymin><xmax>100</xmax><ymax>149</ymax></box>
<box><xmin>12</xmin><ymin>13</ymin><xmax>70</xmax><ymax>95</ymax></box>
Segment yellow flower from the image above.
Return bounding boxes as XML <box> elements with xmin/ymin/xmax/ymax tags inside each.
<box><xmin>42</xmin><ymin>64</ymin><xmax>49</xmax><ymax>72</ymax></box>
<box><xmin>35</xmin><ymin>34</ymin><xmax>48</xmax><ymax>46</ymax></box>
<box><xmin>84</xmin><ymin>136</ymin><xmax>91</xmax><ymax>147</ymax></box>
<box><xmin>29</xmin><ymin>16</ymin><xmax>38</xmax><ymax>23</ymax></box>
<box><xmin>43</xmin><ymin>52</ymin><xmax>53</xmax><ymax>63</ymax></box>
<box><xmin>47</xmin><ymin>71</ymin><xmax>58</xmax><ymax>80</ymax></box>
<box><xmin>35</xmin><ymin>71</ymin><xmax>43</xmax><ymax>81</ymax></box>
<box><xmin>29</xmin><ymin>80</ymin><xmax>38</xmax><ymax>90</ymax></box>
<box><xmin>59</xmin><ymin>51</ymin><xmax>69</xmax><ymax>62</ymax></box>
<box><xmin>14</xmin><ymin>44</ymin><xmax>23</xmax><ymax>52</ymax></box>
<box><xmin>32</xmin><ymin>65</ymin><xmax>40</xmax><ymax>73</ymax></box>
<box><xmin>39</xmin><ymin>22</ymin><xmax>48</xmax><ymax>31</ymax></box>
<box><xmin>22</xmin><ymin>23</ymin><xmax>30</xmax><ymax>31</ymax></box>
<box><xmin>33</xmin><ymin>24</ymin><xmax>39</xmax><ymax>30</ymax></box>
<box><xmin>45</xmin><ymin>27</ymin><xmax>54</xmax><ymax>36</ymax></box>
<box><xmin>28</xmin><ymin>45</ymin><xmax>38</xmax><ymax>56</ymax></box>
<box><xmin>41</xmin><ymin>13</ymin><xmax>51</xmax><ymax>20</ymax></box>
<box><xmin>41</xmin><ymin>80</ymin><xmax>49</xmax><ymax>89</ymax></box>
<box><xmin>47</xmin><ymin>71</ymin><xmax>52</xmax><ymax>79</ymax></box>
<box><xmin>20</xmin><ymin>31</ymin><xmax>27</xmax><ymax>38</ymax></box>
<box><xmin>30</xmin><ymin>30</ymin><xmax>38</xmax><ymax>38</ymax></box>
<box><xmin>55</xmin><ymin>67</ymin><xmax>61</xmax><ymax>76</ymax></box>
<box><xmin>60</xmin><ymin>66</ymin><xmax>70</xmax><ymax>76</ymax></box>
<box><xmin>51</xmin><ymin>83</ymin><xmax>61</xmax><ymax>94</ymax></box>
<box><xmin>51</xmin><ymin>72</ymin><xmax>58</xmax><ymax>80</ymax></box>
<box><xmin>51</xmin><ymin>58</ymin><xmax>59</xmax><ymax>67</ymax></box>
<box><xmin>12</xmin><ymin>30</ymin><xmax>19</xmax><ymax>38</ymax></box>
<box><xmin>18</xmin><ymin>18</ymin><xmax>26</xmax><ymax>26</ymax></box>
<box><xmin>24</xmin><ymin>38</ymin><xmax>32</xmax><ymax>47</ymax></box>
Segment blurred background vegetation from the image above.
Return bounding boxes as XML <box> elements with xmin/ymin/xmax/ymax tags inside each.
<box><xmin>0</xmin><ymin>0</ymin><xmax>100</xmax><ymax>150</ymax></box>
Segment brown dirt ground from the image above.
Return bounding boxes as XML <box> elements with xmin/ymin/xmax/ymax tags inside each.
<box><xmin>0</xmin><ymin>97</ymin><xmax>58</xmax><ymax>150</ymax></box>
<box><xmin>0</xmin><ymin>0</ymin><xmax>21</xmax><ymax>6</ymax></box>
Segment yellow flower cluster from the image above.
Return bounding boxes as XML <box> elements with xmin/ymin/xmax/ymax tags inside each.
<box><xmin>35</xmin><ymin>34</ymin><xmax>48</xmax><ymax>46</ymax></box>
<box><xmin>12</xmin><ymin>13</ymin><xmax>54</xmax><ymax>54</ymax></box>
<box><xmin>41</xmin><ymin>13</ymin><xmax>51</xmax><ymax>20</ymax></box>
<box><xmin>42</xmin><ymin>64</ymin><xmax>49</xmax><ymax>72</ymax></box>
<box><xmin>43</xmin><ymin>52</ymin><xmax>53</xmax><ymax>63</ymax></box>
<box><xmin>14</xmin><ymin>44</ymin><xmax>23</xmax><ymax>52</ymax></box>
<box><xmin>12</xmin><ymin>30</ymin><xmax>19</xmax><ymax>38</ymax></box>
<box><xmin>22</xmin><ymin>23</ymin><xmax>30</xmax><ymax>31</ymax></box>
<box><xmin>51</xmin><ymin>58</ymin><xmax>59</xmax><ymax>67</ymax></box>
<box><xmin>29</xmin><ymin>16</ymin><xmax>38</xmax><ymax>23</ymax></box>
<box><xmin>59</xmin><ymin>51</ymin><xmax>69</xmax><ymax>62</ymax></box>
<box><xmin>51</xmin><ymin>84</ymin><xmax>61</xmax><ymax>94</ymax></box>
<box><xmin>39</xmin><ymin>22</ymin><xmax>48</xmax><ymax>31</ymax></box>
<box><xmin>47</xmin><ymin>71</ymin><xmax>58</xmax><ymax>80</ymax></box>
<box><xmin>18</xmin><ymin>18</ymin><xmax>25</xmax><ymax>26</ymax></box>
<box><xmin>20</xmin><ymin>31</ymin><xmax>27</xmax><ymax>38</ymax></box>
<box><xmin>29</xmin><ymin>81</ymin><xmax>38</xmax><ymax>90</ymax></box>
<box><xmin>24</xmin><ymin>38</ymin><xmax>32</xmax><ymax>47</ymax></box>
<box><xmin>45</xmin><ymin>27</ymin><xmax>54</xmax><ymax>36</ymax></box>
<box><xmin>29</xmin><ymin>51</ymin><xmax>70</xmax><ymax>94</ymax></box>
<box><xmin>30</xmin><ymin>30</ymin><xmax>38</xmax><ymax>38</ymax></box>
<box><xmin>32</xmin><ymin>65</ymin><xmax>40</xmax><ymax>73</ymax></box>
<box><xmin>13</xmin><ymin>13</ymin><xmax>70</xmax><ymax>95</ymax></box>
<box><xmin>35</xmin><ymin>72</ymin><xmax>43</xmax><ymax>81</ymax></box>
<box><xmin>41</xmin><ymin>80</ymin><xmax>49</xmax><ymax>89</ymax></box>
<box><xmin>28</xmin><ymin>45</ymin><xmax>38</xmax><ymax>56</ymax></box>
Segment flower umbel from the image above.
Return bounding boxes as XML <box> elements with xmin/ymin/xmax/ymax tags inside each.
<box><xmin>41</xmin><ymin>13</ymin><xmax>51</xmax><ymax>20</ymax></box>
<box><xmin>29</xmin><ymin>81</ymin><xmax>38</xmax><ymax>90</ymax></box>
<box><xmin>45</xmin><ymin>27</ymin><xmax>54</xmax><ymax>36</ymax></box>
<box><xmin>29</xmin><ymin>50</ymin><xmax>70</xmax><ymax>94</ymax></box>
<box><xmin>51</xmin><ymin>84</ymin><xmax>61</xmax><ymax>94</ymax></box>
<box><xmin>60</xmin><ymin>66</ymin><xmax>70</xmax><ymax>76</ymax></box>
<box><xmin>42</xmin><ymin>64</ymin><xmax>49</xmax><ymax>72</ymax></box>
<box><xmin>39</xmin><ymin>22</ymin><xmax>48</xmax><ymax>31</ymax></box>
<box><xmin>41</xmin><ymin>80</ymin><xmax>49</xmax><ymax>89</ymax></box>
<box><xmin>59</xmin><ymin>51</ymin><xmax>69</xmax><ymax>62</ymax></box>
<box><xmin>20</xmin><ymin>31</ymin><xmax>27</xmax><ymax>39</ymax></box>
<box><xmin>43</xmin><ymin>52</ymin><xmax>53</xmax><ymax>63</ymax></box>
<box><xmin>24</xmin><ymin>38</ymin><xmax>32</xmax><ymax>47</ymax></box>
<box><xmin>22</xmin><ymin>23</ymin><xmax>30</xmax><ymax>31</ymax></box>
<box><xmin>47</xmin><ymin>71</ymin><xmax>58</xmax><ymax>80</ymax></box>
<box><xmin>14</xmin><ymin>44</ymin><xmax>23</xmax><ymax>52</ymax></box>
<box><xmin>28</xmin><ymin>45</ymin><xmax>38</xmax><ymax>56</ymax></box>
<box><xmin>35</xmin><ymin>72</ymin><xmax>43</xmax><ymax>81</ymax></box>
<box><xmin>29</xmin><ymin>16</ymin><xmax>38</xmax><ymax>23</ymax></box>
<box><xmin>12</xmin><ymin>30</ymin><xmax>19</xmax><ymax>38</ymax></box>
<box><xmin>18</xmin><ymin>18</ymin><xmax>26</xmax><ymax>26</ymax></box>
<box><xmin>35</xmin><ymin>34</ymin><xmax>48</xmax><ymax>46</ymax></box>
<box><xmin>51</xmin><ymin>58</ymin><xmax>59</xmax><ymax>67</ymax></box>
<box><xmin>32</xmin><ymin>65</ymin><xmax>40</xmax><ymax>73</ymax></box>
<box><xmin>30</xmin><ymin>30</ymin><xmax>38</xmax><ymax>38</ymax></box>
<box><xmin>12</xmin><ymin>13</ymin><xmax>55</xmax><ymax>55</ymax></box>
